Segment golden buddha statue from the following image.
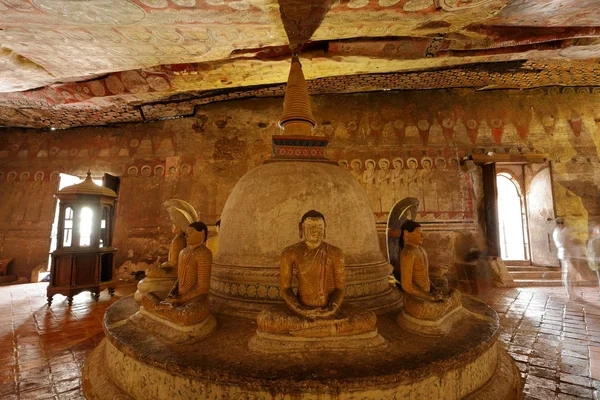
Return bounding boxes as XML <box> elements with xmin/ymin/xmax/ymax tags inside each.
<box><xmin>134</xmin><ymin>199</ymin><xmax>198</xmax><ymax>302</ymax></box>
<box><xmin>146</xmin><ymin>224</ymin><xmax>186</xmax><ymax>277</ymax></box>
<box><xmin>205</xmin><ymin>219</ymin><xmax>220</xmax><ymax>256</ymax></box>
<box><xmin>254</xmin><ymin>210</ymin><xmax>378</xmax><ymax>341</ymax></box>
<box><xmin>397</xmin><ymin>220</ymin><xmax>464</xmax><ymax>335</ymax></box>
<box><xmin>146</xmin><ymin>199</ymin><xmax>199</xmax><ymax>277</ymax></box>
<box><xmin>142</xmin><ymin>222</ymin><xmax>212</xmax><ymax>326</ymax></box>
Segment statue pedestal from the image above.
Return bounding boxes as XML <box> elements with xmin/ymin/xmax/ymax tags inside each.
<box><xmin>397</xmin><ymin>305</ymin><xmax>472</xmax><ymax>336</ymax></box>
<box><xmin>249</xmin><ymin>329</ymin><xmax>385</xmax><ymax>354</ymax></box>
<box><xmin>129</xmin><ymin>308</ymin><xmax>216</xmax><ymax>344</ymax></box>
<box><xmin>83</xmin><ymin>295</ymin><xmax>522</xmax><ymax>400</ymax></box>
<box><xmin>134</xmin><ymin>275</ymin><xmax>176</xmax><ymax>302</ymax></box>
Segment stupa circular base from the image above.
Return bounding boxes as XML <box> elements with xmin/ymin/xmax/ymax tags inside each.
<box><xmin>83</xmin><ymin>295</ymin><xmax>522</xmax><ymax>400</ymax></box>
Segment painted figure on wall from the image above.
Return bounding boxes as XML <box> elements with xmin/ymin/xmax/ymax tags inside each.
<box><xmin>419</xmin><ymin>157</ymin><xmax>436</xmax><ymax>212</ymax></box>
<box><xmin>434</xmin><ymin>157</ymin><xmax>451</xmax><ymax>211</ymax></box>
<box><xmin>448</xmin><ymin>159</ymin><xmax>464</xmax><ymax>211</ymax></box>
<box><xmin>377</xmin><ymin>158</ymin><xmax>393</xmax><ymax>212</ymax></box>
<box><xmin>350</xmin><ymin>159</ymin><xmax>362</xmax><ymax>183</ymax></box>
<box><xmin>391</xmin><ymin>157</ymin><xmax>407</xmax><ymax>204</ymax></box>
<box><xmin>335</xmin><ymin>155</ymin><xmax>472</xmax><ymax>216</ymax></box>
<box><xmin>362</xmin><ymin>159</ymin><xmax>379</xmax><ymax>212</ymax></box>
<box><xmin>405</xmin><ymin>158</ymin><xmax>419</xmax><ymax>201</ymax></box>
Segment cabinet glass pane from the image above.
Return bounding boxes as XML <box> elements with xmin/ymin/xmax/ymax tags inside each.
<box><xmin>79</xmin><ymin>207</ymin><xmax>93</xmax><ymax>247</ymax></box>
<box><xmin>62</xmin><ymin>228</ymin><xmax>72</xmax><ymax>247</ymax></box>
<box><xmin>100</xmin><ymin>208</ymin><xmax>108</xmax><ymax>248</ymax></box>
<box><xmin>62</xmin><ymin>207</ymin><xmax>74</xmax><ymax>247</ymax></box>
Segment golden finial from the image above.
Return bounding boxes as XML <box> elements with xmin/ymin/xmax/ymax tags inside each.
<box><xmin>278</xmin><ymin>55</ymin><xmax>316</xmax><ymax>136</ymax></box>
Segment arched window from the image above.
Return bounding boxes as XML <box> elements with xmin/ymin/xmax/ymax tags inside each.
<box><xmin>496</xmin><ymin>173</ymin><xmax>529</xmax><ymax>261</ymax></box>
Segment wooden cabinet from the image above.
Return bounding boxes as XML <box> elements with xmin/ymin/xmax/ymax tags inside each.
<box><xmin>47</xmin><ymin>172</ymin><xmax>118</xmax><ymax>306</ymax></box>
<box><xmin>48</xmin><ymin>248</ymin><xmax>116</xmax><ymax>305</ymax></box>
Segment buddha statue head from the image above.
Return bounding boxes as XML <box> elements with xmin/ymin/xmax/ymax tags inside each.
<box><xmin>187</xmin><ymin>222</ymin><xmax>208</xmax><ymax>246</ymax></box>
<box><xmin>299</xmin><ymin>210</ymin><xmax>326</xmax><ymax>248</ymax></box>
<box><xmin>400</xmin><ymin>220</ymin><xmax>423</xmax><ymax>248</ymax></box>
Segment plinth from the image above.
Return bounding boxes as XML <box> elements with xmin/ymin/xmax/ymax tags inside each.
<box><xmin>83</xmin><ymin>294</ymin><xmax>521</xmax><ymax>399</ymax></box>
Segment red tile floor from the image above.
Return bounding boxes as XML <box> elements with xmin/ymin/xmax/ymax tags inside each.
<box><xmin>1</xmin><ymin>282</ymin><xmax>599</xmax><ymax>399</ymax></box>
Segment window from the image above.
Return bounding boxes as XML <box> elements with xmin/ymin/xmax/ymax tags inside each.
<box><xmin>79</xmin><ymin>207</ymin><xmax>93</xmax><ymax>247</ymax></box>
<box><xmin>62</xmin><ymin>207</ymin><xmax>74</xmax><ymax>247</ymax></box>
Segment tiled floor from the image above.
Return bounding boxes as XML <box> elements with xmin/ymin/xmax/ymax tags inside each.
<box><xmin>0</xmin><ymin>283</ymin><xmax>137</xmax><ymax>400</ymax></box>
<box><xmin>485</xmin><ymin>286</ymin><xmax>600</xmax><ymax>400</ymax></box>
<box><xmin>0</xmin><ymin>283</ymin><xmax>599</xmax><ymax>399</ymax></box>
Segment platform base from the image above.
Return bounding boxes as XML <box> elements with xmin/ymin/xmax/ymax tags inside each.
<box><xmin>129</xmin><ymin>308</ymin><xmax>216</xmax><ymax>344</ymax></box>
<box><xmin>83</xmin><ymin>295</ymin><xmax>522</xmax><ymax>400</ymax></box>
<box><xmin>249</xmin><ymin>329</ymin><xmax>385</xmax><ymax>353</ymax></box>
<box><xmin>397</xmin><ymin>305</ymin><xmax>473</xmax><ymax>336</ymax></box>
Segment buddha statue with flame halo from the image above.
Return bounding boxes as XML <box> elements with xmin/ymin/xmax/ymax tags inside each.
<box><xmin>397</xmin><ymin>220</ymin><xmax>465</xmax><ymax>335</ymax></box>
<box><xmin>141</xmin><ymin>222</ymin><xmax>214</xmax><ymax>328</ymax></box>
<box><xmin>134</xmin><ymin>199</ymin><xmax>199</xmax><ymax>302</ymax></box>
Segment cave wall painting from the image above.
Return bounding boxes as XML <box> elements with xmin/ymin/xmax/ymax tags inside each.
<box><xmin>0</xmin><ymin>88</ymin><xmax>599</xmax><ymax>279</ymax></box>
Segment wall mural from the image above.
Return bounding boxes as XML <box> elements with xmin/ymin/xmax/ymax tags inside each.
<box><xmin>336</xmin><ymin>154</ymin><xmax>473</xmax><ymax>221</ymax></box>
<box><xmin>1</xmin><ymin>88</ymin><xmax>599</xmax><ymax>280</ymax></box>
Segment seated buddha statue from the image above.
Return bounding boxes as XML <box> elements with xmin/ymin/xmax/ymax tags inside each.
<box><xmin>146</xmin><ymin>224</ymin><xmax>186</xmax><ymax>278</ymax></box>
<box><xmin>141</xmin><ymin>222</ymin><xmax>213</xmax><ymax>327</ymax></box>
<box><xmin>135</xmin><ymin>199</ymin><xmax>198</xmax><ymax>302</ymax></box>
<box><xmin>397</xmin><ymin>220</ymin><xmax>464</xmax><ymax>335</ymax></box>
<box><xmin>255</xmin><ymin>210</ymin><xmax>377</xmax><ymax>339</ymax></box>
<box><xmin>205</xmin><ymin>219</ymin><xmax>220</xmax><ymax>256</ymax></box>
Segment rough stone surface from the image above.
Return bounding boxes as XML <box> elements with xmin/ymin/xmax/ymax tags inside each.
<box><xmin>1</xmin><ymin>89</ymin><xmax>599</xmax><ymax>280</ymax></box>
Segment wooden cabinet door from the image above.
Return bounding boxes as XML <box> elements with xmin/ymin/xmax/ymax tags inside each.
<box><xmin>74</xmin><ymin>253</ymin><xmax>97</xmax><ymax>285</ymax></box>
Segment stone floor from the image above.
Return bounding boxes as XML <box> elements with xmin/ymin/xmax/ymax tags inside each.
<box><xmin>0</xmin><ymin>282</ymin><xmax>599</xmax><ymax>399</ymax></box>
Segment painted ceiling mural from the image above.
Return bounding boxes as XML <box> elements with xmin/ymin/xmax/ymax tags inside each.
<box><xmin>0</xmin><ymin>0</ymin><xmax>599</xmax><ymax>128</ymax></box>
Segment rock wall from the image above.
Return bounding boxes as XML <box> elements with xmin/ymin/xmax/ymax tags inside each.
<box><xmin>0</xmin><ymin>87</ymin><xmax>599</xmax><ymax>280</ymax></box>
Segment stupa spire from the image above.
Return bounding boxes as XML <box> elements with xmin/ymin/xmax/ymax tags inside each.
<box><xmin>278</xmin><ymin>55</ymin><xmax>316</xmax><ymax>136</ymax></box>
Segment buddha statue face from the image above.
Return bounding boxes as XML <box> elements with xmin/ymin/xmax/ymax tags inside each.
<box><xmin>302</xmin><ymin>217</ymin><xmax>325</xmax><ymax>247</ymax></box>
<box><xmin>404</xmin><ymin>227</ymin><xmax>423</xmax><ymax>246</ymax></box>
<box><xmin>186</xmin><ymin>226</ymin><xmax>206</xmax><ymax>246</ymax></box>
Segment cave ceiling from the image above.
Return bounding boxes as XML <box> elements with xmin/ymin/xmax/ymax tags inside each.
<box><xmin>0</xmin><ymin>0</ymin><xmax>599</xmax><ymax>129</ymax></box>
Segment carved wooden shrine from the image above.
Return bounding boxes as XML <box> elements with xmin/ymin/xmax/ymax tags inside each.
<box><xmin>47</xmin><ymin>172</ymin><xmax>118</xmax><ymax>306</ymax></box>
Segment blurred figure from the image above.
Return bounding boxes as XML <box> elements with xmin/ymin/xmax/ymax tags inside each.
<box><xmin>452</xmin><ymin>230</ymin><xmax>494</xmax><ymax>296</ymax></box>
<box><xmin>553</xmin><ymin>218</ymin><xmax>580</xmax><ymax>300</ymax></box>
<box><xmin>587</xmin><ymin>224</ymin><xmax>600</xmax><ymax>284</ymax></box>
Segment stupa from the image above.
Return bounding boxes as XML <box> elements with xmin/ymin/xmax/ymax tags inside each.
<box><xmin>82</xmin><ymin>56</ymin><xmax>522</xmax><ymax>399</ymax></box>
